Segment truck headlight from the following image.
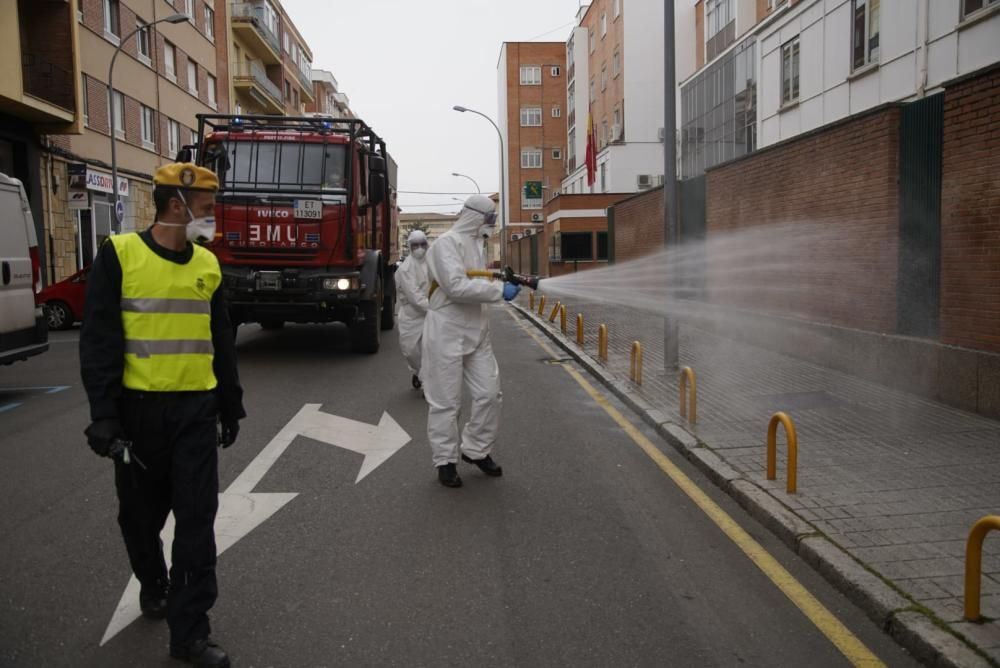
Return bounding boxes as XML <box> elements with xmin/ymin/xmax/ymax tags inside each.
<box><xmin>323</xmin><ymin>278</ymin><xmax>355</xmax><ymax>290</ymax></box>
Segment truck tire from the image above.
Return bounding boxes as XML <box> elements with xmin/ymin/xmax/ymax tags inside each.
<box><xmin>350</xmin><ymin>296</ymin><xmax>381</xmax><ymax>354</ymax></box>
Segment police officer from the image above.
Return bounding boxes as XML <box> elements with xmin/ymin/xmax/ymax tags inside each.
<box><xmin>80</xmin><ymin>163</ymin><xmax>244</xmax><ymax>668</ymax></box>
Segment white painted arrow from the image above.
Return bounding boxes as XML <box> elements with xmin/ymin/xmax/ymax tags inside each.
<box><xmin>101</xmin><ymin>404</ymin><xmax>411</xmax><ymax>645</ymax></box>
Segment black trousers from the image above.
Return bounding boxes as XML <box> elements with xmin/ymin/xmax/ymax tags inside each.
<box><xmin>114</xmin><ymin>390</ymin><xmax>219</xmax><ymax>646</ymax></box>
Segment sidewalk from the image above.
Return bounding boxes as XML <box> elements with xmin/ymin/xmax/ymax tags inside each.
<box><xmin>516</xmin><ymin>294</ymin><xmax>1000</xmax><ymax>667</ymax></box>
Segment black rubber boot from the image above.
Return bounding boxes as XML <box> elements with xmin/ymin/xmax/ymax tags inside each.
<box><xmin>461</xmin><ymin>454</ymin><xmax>503</xmax><ymax>477</ymax></box>
<box><xmin>139</xmin><ymin>578</ymin><xmax>168</xmax><ymax>619</ymax></box>
<box><xmin>412</xmin><ymin>374</ymin><xmax>422</xmax><ymax>389</ymax></box>
<box><xmin>169</xmin><ymin>637</ymin><xmax>230</xmax><ymax>667</ymax></box>
<box><xmin>437</xmin><ymin>463</ymin><xmax>462</xmax><ymax>488</ymax></box>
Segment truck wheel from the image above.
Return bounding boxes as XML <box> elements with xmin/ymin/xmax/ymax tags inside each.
<box><xmin>350</xmin><ymin>299</ymin><xmax>381</xmax><ymax>354</ymax></box>
<box><xmin>380</xmin><ymin>289</ymin><xmax>395</xmax><ymax>331</ymax></box>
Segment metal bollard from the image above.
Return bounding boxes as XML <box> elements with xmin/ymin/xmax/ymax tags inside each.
<box><xmin>598</xmin><ymin>324</ymin><xmax>608</xmax><ymax>364</ymax></box>
<box><xmin>576</xmin><ymin>314</ymin><xmax>584</xmax><ymax>346</ymax></box>
<box><xmin>537</xmin><ymin>295</ymin><xmax>546</xmax><ymax>316</ymax></box>
<box><xmin>964</xmin><ymin>515</ymin><xmax>1000</xmax><ymax>621</ymax></box>
<box><xmin>679</xmin><ymin>367</ymin><xmax>697</xmax><ymax>423</ymax></box>
<box><xmin>548</xmin><ymin>301</ymin><xmax>561</xmax><ymax>323</ymax></box>
<box><xmin>630</xmin><ymin>342</ymin><xmax>643</xmax><ymax>385</ymax></box>
<box><xmin>560</xmin><ymin>305</ymin><xmax>568</xmax><ymax>334</ymax></box>
<box><xmin>766</xmin><ymin>412</ymin><xmax>798</xmax><ymax>494</ymax></box>
<box><xmin>529</xmin><ymin>292</ymin><xmax>534</xmax><ymax>310</ymax></box>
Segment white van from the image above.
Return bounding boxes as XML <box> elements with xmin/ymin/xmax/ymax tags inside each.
<box><xmin>0</xmin><ymin>172</ymin><xmax>48</xmax><ymax>365</ymax></box>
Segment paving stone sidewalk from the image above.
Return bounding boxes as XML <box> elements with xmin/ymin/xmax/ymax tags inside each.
<box><xmin>518</xmin><ymin>295</ymin><xmax>1000</xmax><ymax>664</ymax></box>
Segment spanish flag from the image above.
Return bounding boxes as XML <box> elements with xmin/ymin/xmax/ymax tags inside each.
<box><xmin>585</xmin><ymin>105</ymin><xmax>597</xmax><ymax>187</ymax></box>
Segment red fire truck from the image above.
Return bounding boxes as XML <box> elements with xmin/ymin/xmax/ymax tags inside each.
<box><xmin>191</xmin><ymin>114</ymin><xmax>398</xmax><ymax>353</ymax></box>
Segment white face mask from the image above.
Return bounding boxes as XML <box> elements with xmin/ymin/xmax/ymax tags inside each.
<box><xmin>411</xmin><ymin>247</ymin><xmax>427</xmax><ymax>260</ymax></box>
<box><xmin>158</xmin><ymin>191</ymin><xmax>216</xmax><ymax>243</ymax></box>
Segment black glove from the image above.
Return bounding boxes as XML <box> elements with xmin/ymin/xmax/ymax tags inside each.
<box><xmin>85</xmin><ymin>418</ymin><xmax>123</xmax><ymax>457</ymax></box>
<box><xmin>219</xmin><ymin>419</ymin><xmax>240</xmax><ymax>449</ymax></box>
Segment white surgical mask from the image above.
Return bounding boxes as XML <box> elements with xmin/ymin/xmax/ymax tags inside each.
<box><xmin>411</xmin><ymin>247</ymin><xmax>427</xmax><ymax>260</ymax></box>
<box><xmin>158</xmin><ymin>191</ymin><xmax>216</xmax><ymax>243</ymax></box>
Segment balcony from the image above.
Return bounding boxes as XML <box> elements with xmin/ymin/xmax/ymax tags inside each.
<box><xmin>232</xmin><ymin>60</ymin><xmax>283</xmax><ymax>114</ymax></box>
<box><xmin>231</xmin><ymin>3</ymin><xmax>281</xmax><ymax>65</ymax></box>
<box><xmin>294</xmin><ymin>65</ymin><xmax>314</xmax><ymax>101</ymax></box>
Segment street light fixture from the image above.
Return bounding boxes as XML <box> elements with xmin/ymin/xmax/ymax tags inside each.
<box><xmin>109</xmin><ymin>12</ymin><xmax>188</xmax><ymax>234</ymax></box>
<box><xmin>451</xmin><ymin>171</ymin><xmax>481</xmax><ymax>194</ymax></box>
<box><xmin>452</xmin><ymin>105</ymin><xmax>506</xmax><ymax>267</ymax></box>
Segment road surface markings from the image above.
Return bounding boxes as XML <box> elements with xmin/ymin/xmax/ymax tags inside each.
<box><xmin>101</xmin><ymin>404</ymin><xmax>411</xmax><ymax>646</ymax></box>
<box><xmin>513</xmin><ymin>315</ymin><xmax>884</xmax><ymax>668</ymax></box>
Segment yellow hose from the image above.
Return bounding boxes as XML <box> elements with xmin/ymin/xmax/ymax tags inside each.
<box><xmin>428</xmin><ymin>270</ymin><xmax>499</xmax><ymax>298</ymax></box>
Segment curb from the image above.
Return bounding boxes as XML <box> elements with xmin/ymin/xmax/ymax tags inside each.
<box><xmin>511</xmin><ymin>302</ymin><xmax>996</xmax><ymax>668</ymax></box>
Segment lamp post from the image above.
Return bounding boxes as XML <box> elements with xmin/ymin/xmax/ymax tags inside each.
<box><xmin>452</xmin><ymin>105</ymin><xmax>506</xmax><ymax>267</ymax></box>
<box><xmin>663</xmin><ymin>0</ymin><xmax>679</xmax><ymax>369</ymax></box>
<box><xmin>451</xmin><ymin>171</ymin><xmax>481</xmax><ymax>194</ymax></box>
<box><xmin>109</xmin><ymin>12</ymin><xmax>188</xmax><ymax>234</ymax></box>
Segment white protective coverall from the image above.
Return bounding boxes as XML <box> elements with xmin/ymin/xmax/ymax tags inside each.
<box><xmin>422</xmin><ymin>195</ymin><xmax>503</xmax><ymax>467</ymax></box>
<box><xmin>396</xmin><ymin>231</ymin><xmax>430</xmax><ymax>377</ymax></box>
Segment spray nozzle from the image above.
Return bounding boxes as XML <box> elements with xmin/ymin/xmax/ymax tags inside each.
<box><xmin>503</xmin><ymin>266</ymin><xmax>540</xmax><ymax>291</ymax></box>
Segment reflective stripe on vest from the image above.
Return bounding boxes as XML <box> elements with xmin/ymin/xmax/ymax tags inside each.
<box><xmin>111</xmin><ymin>233</ymin><xmax>222</xmax><ymax>391</ymax></box>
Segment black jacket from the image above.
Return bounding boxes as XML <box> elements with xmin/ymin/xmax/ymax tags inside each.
<box><xmin>79</xmin><ymin>229</ymin><xmax>246</xmax><ymax>423</ymax></box>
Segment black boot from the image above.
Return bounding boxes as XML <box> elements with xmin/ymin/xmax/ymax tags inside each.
<box><xmin>412</xmin><ymin>374</ymin><xmax>422</xmax><ymax>389</ymax></box>
<box><xmin>138</xmin><ymin>578</ymin><xmax>168</xmax><ymax>619</ymax></box>
<box><xmin>437</xmin><ymin>463</ymin><xmax>462</xmax><ymax>487</ymax></box>
<box><xmin>461</xmin><ymin>454</ymin><xmax>503</xmax><ymax>477</ymax></box>
<box><xmin>169</xmin><ymin>637</ymin><xmax>230</xmax><ymax>668</ymax></box>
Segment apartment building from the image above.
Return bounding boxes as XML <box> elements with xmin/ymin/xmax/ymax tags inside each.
<box><xmin>679</xmin><ymin>0</ymin><xmax>1000</xmax><ymax>177</ymax></box>
<box><xmin>1</xmin><ymin>0</ymin><xmax>84</xmax><ymax>284</ymax></box>
<box><xmin>39</xmin><ymin>0</ymin><xmax>228</xmax><ymax>281</ymax></box>
<box><xmin>497</xmin><ymin>42</ymin><xmax>567</xmax><ymax>243</ymax></box>
<box><xmin>307</xmin><ymin>69</ymin><xmax>353</xmax><ymax>118</ymax></box>
<box><xmin>562</xmin><ymin>0</ymin><xmax>665</xmax><ymax>196</ymax></box>
<box><xmin>397</xmin><ymin>212</ymin><xmax>457</xmax><ymax>259</ymax></box>
<box><xmin>229</xmin><ymin>0</ymin><xmax>314</xmax><ymax>116</ymax></box>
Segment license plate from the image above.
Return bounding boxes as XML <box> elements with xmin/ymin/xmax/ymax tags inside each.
<box><xmin>294</xmin><ymin>199</ymin><xmax>322</xmax><ymax>220</ymax></box>
<box><xmin>255</xmin><ymin>271</ymin><xmax>282</xmax><ymax>291</ymax></box>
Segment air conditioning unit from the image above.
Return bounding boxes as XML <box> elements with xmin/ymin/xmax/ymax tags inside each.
<box><xmin>611</xmin><ymin>124</ymin><xmax>622</xmax><ymax>142</ymax></box>
<box><xmin>530</xmin><ymin>213</ymin><xmax>543</xmax><ymax>222</ymax></box>
<box><xmin>511</xmin><ymin>234</ymin><xmax>522</xmax><ymax>241</ymax></box>
<box><xmin>637</xmin><ymin>174</ymin><xmax>653</xmax><ymax>190</ymax></box>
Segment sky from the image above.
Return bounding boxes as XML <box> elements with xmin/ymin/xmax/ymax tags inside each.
<box><xmin>280</xmin><ymin>0</ymin><xmax>584</xmax><ymax>216</ymax></box>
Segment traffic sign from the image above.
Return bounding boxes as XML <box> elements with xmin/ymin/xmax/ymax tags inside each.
<box><xmin>114</xmin><ymin>199</ymin><xmax>124</xmax><ymax>224</ymax></box>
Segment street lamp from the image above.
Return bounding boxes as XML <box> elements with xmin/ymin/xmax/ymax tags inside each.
<box><xmin>452</xmin><ymin>105</ymin><xmax>506</xmax><ymax>267</ymax></box>
<box><xmin>109</xmin><ymin>12</ymin><xmax>188</xmax><ymax>234</ymax></box>
<box><xmin>451</xmin><ymin>171</ymin><xmax>481</xmax><ymax>194</ymax></box>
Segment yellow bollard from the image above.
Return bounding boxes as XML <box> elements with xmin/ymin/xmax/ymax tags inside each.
<box><xmin>964</xmin><ymin>515</ymin><xmax>1000</xmax><ymax>621</ymax></box>
<box><xmin>548</xmin><ymin>301</ymin><xmax>561</xmax><ymax>323</ymax></box>
<box><xmin>766</xmin><ymin>412</ymin><xmax>798</xmax><ymax>494</ymax></box>
<box><xmin>529</xmin><ymin>292</ymin><xmax>534</xmax><ymax>310</ymax></box>
<box><xmin>576</xmin><ymin>314</ymin><xmax>584</xmax><ymax>346</ymax></box>
<box><xmin>679</xmin><ymin>367</ymin><xmax>697</xmax><ymax>423</ymax></box>
<box><xmin>630</xmin><ymin>342</ymin><xmax>643</xmax><ymax>385</ymax></box>
<box><xmin>537</xmin><ymin>295</ymin><xmax>546</xmax><ymax>316</ymax></box>
<box><xmin>598</xmin><ymin>324</ymin><xmax>608</xmax><ymax>364</ymax></box>
<box><xmin>560</xmin><ymin>305</ymin><xmax>568</xmax><ymax>334</ymax></box>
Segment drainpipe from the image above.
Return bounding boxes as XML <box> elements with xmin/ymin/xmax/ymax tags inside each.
<box><xmin>917</xmin><ymin>0</ymin><xmax>930</xmax><ymax>97</ymax></box>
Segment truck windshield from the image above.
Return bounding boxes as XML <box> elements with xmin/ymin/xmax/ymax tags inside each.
<box><xmin>217</xmin><ymin>141</ymin><xmax>348</xmax><ymax>192</ymax></box>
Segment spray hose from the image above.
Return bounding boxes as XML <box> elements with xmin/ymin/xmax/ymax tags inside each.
<box><xmin>428</xmin><ymin>266</ymin><xmax>540</xmax><ymax>298</ymax></box>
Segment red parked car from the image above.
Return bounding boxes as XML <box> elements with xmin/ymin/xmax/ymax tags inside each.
<box><xmin>36</xmin><ymin>265</ymin><xmax>89</xmax><ymax>330</ymax></box>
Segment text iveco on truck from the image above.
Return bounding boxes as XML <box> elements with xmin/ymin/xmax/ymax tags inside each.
<box><xmin>192</xmin><ymin>114</ymin><xmax>398</xmax><ymax>353</ymax></box>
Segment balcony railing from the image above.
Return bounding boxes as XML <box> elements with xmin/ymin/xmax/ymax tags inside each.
<box><xmin>21</xmin><ymin>53</ymin><xmax>75</xmax><ymax>111</ymax></box>
<box><xmin>232</xmin><ymin>59</ymin><xmax>282</xmax><ymax>107</ymax></box>
<box><xmin>231</xmin><ymin>3</ymin><xmax>280</xmax><ymax>55</ymax></box>
<box><xmin>294</xmin><ymin>65</ymin><xmax>313</xmax><ymax>97</ymax></box>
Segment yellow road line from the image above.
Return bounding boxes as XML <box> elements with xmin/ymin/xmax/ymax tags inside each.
<box><xmin>509</xmin><ymin>311</ymin><xmax>884</xmax><ymax>667</ymax></box>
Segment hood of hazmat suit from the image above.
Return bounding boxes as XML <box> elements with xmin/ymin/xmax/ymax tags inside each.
<box><xmin>397</xmin><ymin>232</ymin><xmax>430</xmax><ymax>375</ymax></box>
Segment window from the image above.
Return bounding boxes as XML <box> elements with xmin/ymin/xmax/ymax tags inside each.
<box><xmin>183</xmin><ymin>0</ymin><xmax>194</xmax><ymax>18</ymax></box>
<box><xmin>520</xmin><ymin>107</ymin><xmax>542</xmax><ymax>127</ymax></box>
<box><xmin>204</xmin><ymin>5</ymin><xmax>215</xmax><ymax>40</ymax></box>
<box><xmin>963</xmin><ymin>0</ymin><xmax>999</xmax><ymax>17</ymax></box>
<box><xmin>168</xmin><ymin>119</ymin><xmax>180</xmax><ymax>157</ymax></box>
<box><xmin>81</xmin><ymin>74</ymin><xmax>89</xmax><ymax>126</ymax></box>
<box><xmin>103</xmin><ymin>0</ymin><xmax>120</xmax><ymax>39</ymax></box>
<box><xmin>521</xmin><ymin>149</ymin><xmax>543</xmax><ymax>168</ymax></box>
<box><xmin>293</xmin><ymin>88</ymin><xmax>299</xmax><ymax>108</ymax></box>
<box><xmin>601</xmin><ymin>63</ymin><xmax>608</xmax><ymax>91</ymax></box>
<box><xmin>187</xmin><ymin>60</ymin><xmax>198</xmax><ymax>96</ymax></box>
<box><xmin>164</xmin><ymin>42</ymin><xmax>176</xmax><ymax>80</ymax></box>
<box><xmin>602</xmin><ymin>120</ymin><xmax>608</xmax><ymax>147</ymax></box>
<box><xmin>140</xmin><ymin>105</ymin><xmax>155</xmax><ymax>147</ymax></box>
<box><xmin>589</xmin><ymin>28</ymin><xmax>595</xmax><ymax>53</ymax></box>
<box><xmin>851</xmin><ymin>0</ymin><xmax>880</xmax><ymax>70</ymax></box>
<box><xmin>597</xmin><ymin>232</ymin><xmax>609</xmax><ymax>260</ymax></box>
<box><xmin>283</xmin><ymin>32</ymin><xmax>290</xmax><ymax>53</ymax></box>
<box><xmin>613</xmin><ymin>49</ymin><xmax>621</xmax><ymax>77</ymax></box>
<box><xmin>706</xmin><ymin>0</ymin><xmax>733</xmax><ymax>39</ymax></box>
<box><xmin>613</xmin><ymin>0</ymin><xmax>621</xmax><ymax>18</ymax></box>
<box><xmin>589</xmin><ymin>79</ymin><xmax>595</xmax><ymax>103</ymax></box>
<box><xmin>284</xmin><ymin>80</ymin><xmax>291</xmax><ymax>101</ymax></box>
<box><xmin>552</xmin><ymin>105</ymin><xmax>562</xmax><ymax>118</ymax></box>
<box><xmin>136</xmin><ymin>20</ymin><xmax>151</xmax><ymax>63</ymax></box>
<box><xmin>601</xmin><ymin>13</ymin><xmax>607</xmax><ymax>36</ymax></box>
<box><xmin>520</xmin><ymin>66</ymin><xmax>542</xmax><ymax>85</ymax></box>
<box><xmin>600</xmin><ymin>162</ymin><xmax>607</xmax><ymax>191</ymax></box>
<box><xmin>111</xmin><ymin>90</ymin><xmax>125</xmax><ymax>138</ymax></box>
<box><xmin>613</xmin><ymin>107</ymin><xmax>621</xmax><ymax>128</ymax></box>
<box><xmin>552</xmin><ymin>148</ymin><xmax>562</xmax><ymax>160</ymax></box>
<box><xmin>551</xmin><ymin>66</ymin><xmax>561</xmax><ymax>77</ymax></box>
<box><xmin>561</xmin><ymin>232</ymin><xmax>593</xmax><ymax>261</ymax></box>
<box><xmin>781</xmin><ymin>38</ymin><xmax>800</xmax><ymax>104</ymax></box>
<box><xmin>219</xmin><ymin>142</ymin><xmax>349</xmax><ymax>191</ymax></box>
<box><xmin>263</xmin><ymin>1</ymin><xmax>279</xmax><ymax>35</ymax></box>
<box><xmin>207</xmin><ymin>73</ymin><xmax>217</xmax><ymax>108</ymax></box>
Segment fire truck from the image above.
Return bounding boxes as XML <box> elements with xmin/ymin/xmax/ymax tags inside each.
<box><xmin>191</xmin><ymin>114</ymin><xmax>398</xmax><ymax>354</ymax></box>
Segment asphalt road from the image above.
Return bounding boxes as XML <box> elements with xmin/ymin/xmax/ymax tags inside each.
<box><xmin>0</xmin><ymin>307</ymin><xmax>920</xmax><ymax>667</ymax></box>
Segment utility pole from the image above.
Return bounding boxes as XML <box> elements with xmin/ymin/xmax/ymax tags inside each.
<box><xmin>663</xmin><ymin>0</ymin><xmax>680</xmax><ymax>369</ymax></box>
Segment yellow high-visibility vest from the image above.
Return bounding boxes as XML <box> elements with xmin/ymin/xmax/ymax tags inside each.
<box><xmin>111</xmin><ymin>233</ymin><xmax>221</xmax><ymax>391</ymax></box>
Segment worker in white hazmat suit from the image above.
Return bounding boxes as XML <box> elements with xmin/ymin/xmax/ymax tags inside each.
<box><xmin>396</xmin><ymin>230</ymin><xmax>430</xmax><ymax>389</ymax></box>
<box><xmin>422</xmin><ymin>194</ymin><xmax>521</xmax><ymax>488</ymax></box>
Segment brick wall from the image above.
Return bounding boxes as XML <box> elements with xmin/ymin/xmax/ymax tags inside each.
<box><xmin>705</xmin><ymin>106</ymin><xmax>901</xmax><ymax>332</ymax></box>
<box><xmin>612</xmin><ymin>186</ymin><xmax>664</xmax><ymax>262</ymax></box>
<box><xmin>81</xmin><ymin>0</ymin><xmax>103</xmax><ymax>34</ymax></box>
<box><xmin>940</xmin><ymin>66</ymin><xmax>1000</xmax><ymax>353</ymax></box>
<box><xmin>123</xmin><ymin>96</ymin><xmax>140</xmax><ymax>146</ymax></box>
<box><xmin>84</xmin><ymin>75</ymin><xmax>109</xmax><ymax>134</ymax></box>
